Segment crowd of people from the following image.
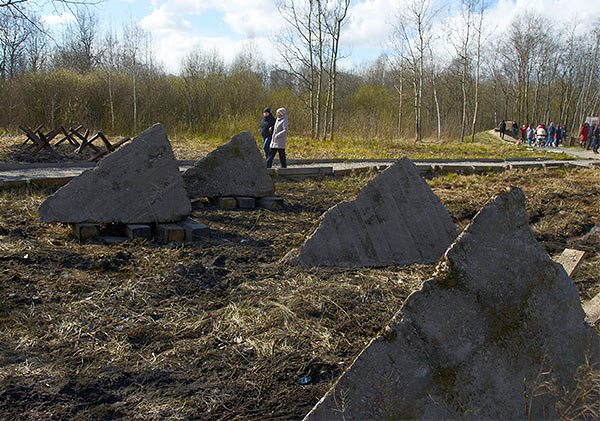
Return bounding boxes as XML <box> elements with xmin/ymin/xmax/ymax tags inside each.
<box><xmin>499</xmin><ymin>119</ymin><xmax>600</xmax><ymax>153</ymax></box>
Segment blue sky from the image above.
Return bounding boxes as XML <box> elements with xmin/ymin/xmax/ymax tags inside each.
<box><xmin>40</xmin><ymin>0</ymin><xmax>600</xmax><ymax>74</ymax></box>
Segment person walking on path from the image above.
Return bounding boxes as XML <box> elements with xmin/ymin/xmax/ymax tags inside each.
<box><xmin>580</xmin><ymin>122</ymin><xmax>589</xmax><ymax>148</ymax></box>
<box><xmin>555</xmin><ymin>124</ymin><xmax>563</xmax><ymax>147</ymax></box>
<box><xmin>520</xmin><ymin>124</ymin><xmax>527</xmax><ymax>144</ymax></box>
<box><xmin>587</xmin><ymin>122</ymin><xmax>597</xmax><ymax>151</ymax></box>
<box><xmin>266</xmin><ymin>108</ymin><xmax>288</xmax><ymax>169</ymax></box>
<box><xmin>561</xmin><ymin>126</ymin><xmax>568</xmax><ymax>146</ymax></box>
<box><xmin>546</xmin><ymin>122</ymin><xmax>556</xmax><ymax>147</ymax></box>
<box><xmin>536</xmin><ymin>123</ymin><xmax>547</xmax><ymax>147</ymax></box>
<box><xmin>591</xmin><ymin>124</ymin><xmax>600</xmax><ymax>154</ymax></box>
<box><xmin>555</xmin><ymin>124</ymin><xmax>563</xmax><ymax>146</ymax></box>
<box><xmin>499</xmin><ymin>120</ymin><xmax>506</xmax><ymax>139</ymax></box>
<box><xmin>511</xmin><ymin>121</ymin><xmax>519</xmax><ymax>139</ymax></box>
<box><xmin>259</xmin><ymin>107</ymin><xmax>276</xmax><ymax>161</ymax></box>
<box><xmin>527</xmin><ymin>123</ymin><xmax>535</xmax><ymax>146</ymax></box>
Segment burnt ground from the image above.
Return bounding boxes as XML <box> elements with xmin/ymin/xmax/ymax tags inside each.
<box><xmin>0</xmin><ymin>165</ymin><xmax>599</xmax><ymax>420</ymax></box>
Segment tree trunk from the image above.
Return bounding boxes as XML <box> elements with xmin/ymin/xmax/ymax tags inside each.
<box><xmin>108</xmin><ymin>71</ymin><xmax>115</xmax><ymax>132</ymax></box>
<box><xmin>470</xmin><ymin>8</ymin><xmax>483</xmax><ymax>142</ymax></box>
<box><xmin>314</xmin><ymin>1</ymin><xmax>324</xmax><ymax>139</ymax></box>
<box><xmin>133</xmin><ymin>66</ymin><xmax>137</xmax><ymax>134</ymax></box>
<box><xmin>394</xmin><ymin>68</ymin><xmax>404</xmax><ymax>138</ymax></box>
<box><xmin>433</xmin><ymin>70</ymin><xmax>441</xmax><ymax>141</ymax></box>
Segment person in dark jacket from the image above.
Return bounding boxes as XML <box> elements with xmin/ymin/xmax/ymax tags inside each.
<box><xmin>511</xmin><ymin>121</ymin><xmax>519</xmax><ymax>138</ymax></box>
<box><xmin>586</xmin><ymin>122</ymin><xmax>600</xmax><ymax>153</ymax></box>
<box><xmin>259</xmin><ymin>107</ymin><xmax>276</xmax><ymax>160</ymax></box>
<box><xmin>546</xmin><ymin>122</ymin><xmax>556</xmax><ymax>147</ymax></box>
<box><xmin>555</xmin><ymin>124</ymin><xmax>563</xmax><ymax>146</ymax></box>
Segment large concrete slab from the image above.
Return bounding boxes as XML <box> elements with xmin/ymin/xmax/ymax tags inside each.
<box><xmin>285</xmin><ymin>157</ymin><xmax>457</xmax><ymax>268</ymax></box>
<box><xmin>182</xmin><ymin>131</ymin><xmax>275</xmax><ymax>198</ymax></box>
<box><xmin>39</xmin><ymin>123</ymin><xmax>191</xmax><ymax>224</ymax></box>
<box><xmin>305</xmin><ymin>188</ymin><xmax>599</xmax><ymax>420</ymax></box>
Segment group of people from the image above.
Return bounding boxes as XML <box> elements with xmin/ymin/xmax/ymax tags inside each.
<box><xmin>578</xmin><ymin>121</ymin><xmax>600</xmax><ymax>154</ymax></box>
<box><xmin>259</xmin><ymin>107</ymin><xmax>288</xmax><ymax>168</ymax></box>
<box><xmin>499</xmin><ymin>120</ymin><xmax>567</xmax><ymax>148</ymax></box>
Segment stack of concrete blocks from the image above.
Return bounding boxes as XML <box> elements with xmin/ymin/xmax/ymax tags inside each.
<box><xmin>284</xmin><ymin>157</ymin><xmax>457</xmax><ymax>268</ymax></box>
<box><xmin>38</xmin><ymin>123</ymin><xmax>209</xmax><ymax>244</ymax></box>
<box><xmin>304</xmin><ymin>188</ymin><xmax>600</xmax><ymax>420</ymax></box>
<box><xmin>182</xmin><ymin>131</ymin><xmax>283</xmax><ymax>210</ymax></box>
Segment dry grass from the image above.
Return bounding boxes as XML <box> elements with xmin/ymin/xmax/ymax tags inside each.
<box><xmin>0</xmin><ymin>131</ymin><xmax>575</xmax><ymax>164</ymax></box>
<box><xmin>0</xmin><ymin>167</ymin><xmax>599</xmax><ymax>419</ymax></box>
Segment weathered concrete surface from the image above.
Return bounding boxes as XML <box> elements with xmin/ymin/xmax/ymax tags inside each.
<box><xmin>71</xmin><ymin>223</ymin><xmax>100</xmax><ymax>242</ymax></box>
<box><xmin>217</xmin><ymin>197</ymin><xmax>237</xmax><ymax>209</ymax></box>
<box><xmin>183</xmin><ymin>131</ymin><xmax>275</xmax><ymax>198</ymax></box>
<box><xmin>285</xmin><ymin>157</ymin><xmax>457</xmax><ymax>268</ymax></box>
<box><xmin>126</xmin><ymin>224</ymin><xmax>151</xmax><ymax>240</ymax></box>
<box><xmin>235</xmin><ymin>197</ymin><xmax>256</xmax><ymax>209</ymax></box>
<box><xmin>157</xmin><ymin>223</ymin><xmax>185</xmax><ymax>243</ymax></box>
<box><xmin>305</xmin><ymin>188</ymin><xmax>599</xmax><ymax>420</ymax></box>
<box><xmin>179</xmin><ymin>218</ymin><xmax>210</xmax><ymax>241</ymax></box>
<box><xmin>39</xmin><ymin>123</ymin><xmax>191</xmax><ymax>223</ymax></box>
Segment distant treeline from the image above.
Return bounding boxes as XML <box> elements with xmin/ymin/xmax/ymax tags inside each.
<box><xmin>1</xmin><ymin>4</ymin><xmax>599</xmax><ymax>141</ymax></box>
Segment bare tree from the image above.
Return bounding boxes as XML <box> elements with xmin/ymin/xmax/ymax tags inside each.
<box><xmin>54</xmin><ymin>8</ymin><xmax>101</xmax><ymax>72</ymax></box>
<box><xmin>275</xmin><ymin>0</ymin><xmax>317</xmax><ymax>137</ymax></box>
<box><xmin>390</xmin><ymin>0</ymin><xmax>439</xmax><ymax>142</ymax></box>
<box><xmin>322</xmin><ymin>0</ymin><xmax>350</xmax><ymax>140</ymax></box>
<box><xmin>448</xmin><ymin>0</ymin><xmax>475</xmax><ymax>141</ymax></box>
<box><xmin>99</xmin><ymin>28</ymin><xmax>118</xmax><ymax>131</ymax></box>
<box><xmin>0</xmin><ymin>13</ymin><xmax>34</xmax><ymax>79</ymax></box>
<box><xmin>470</xmin><ymin>0</ymin><xmax>488</xmax><ymax>142</ymax></box>
<box><xmin>122</xmin><ymin>20</ymin><xmax>151</xmax><ymax>134</ymax></box>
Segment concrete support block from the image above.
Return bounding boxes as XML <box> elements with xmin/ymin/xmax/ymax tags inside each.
<box><xmin>126</xmin><ymin>224</ymin><xmax>151</xmax><ymax>240</ymax></box>
<box><xmin>235</xmin><ymin>197</ymin><xmax>256</xmax><ymax>209</ymax></box>
<box><xmin>333</xmin><ymin>169</ymin><xmax>351</xmax><ymax>177</ymax></box>
<box><xmin>217</xmin><ymin>197</ymin><xmax>237</xmax><ymax>209</ymax></box>
<box><xmin>180</xmin><ymin>218</ymin><xmax>210</xmax><ymax>241</ymax></box>
<box><xmin>257</xmin><ymin>197</ymin><xmax>284</xmax><ymax>210</ymax></box>
<box><xmin>157</xmin><ymin>224</ymin><xmax>185</xmax><ymax>243</ymax></box>
<box><xmin>71</xmin><ymin>223</ymin><xmax>100</xmax><ymax>242</ymax></box>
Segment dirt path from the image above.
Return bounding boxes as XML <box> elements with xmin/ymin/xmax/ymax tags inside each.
<box><xmin>487</xmin><ymin>130</ymin><xmax>600</xmax><ymax>160</ymax></box>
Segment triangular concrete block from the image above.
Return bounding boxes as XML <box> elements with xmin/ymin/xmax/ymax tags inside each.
<box><xmin>39</xmin><ymin>123</ymin><xmax>191</xmax><ymax>224</ymax></box>
<box><xmin>285</xmin><ymin>157</ymin><xmax>457</xmax><ymax>267</ymax></box>
<box><xmin>182</xmin><ymin>131</ymin><xmax>275</xmax><ymax>198</ymax></box>
<box><xmin>305</xmin><ymin>188</ymin><xmax>599</xmax><ymax>420</ymax></box>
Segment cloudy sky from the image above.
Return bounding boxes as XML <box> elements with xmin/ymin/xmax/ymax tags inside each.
<box><xmin>41</xmin><ymin>0</ymin><xmax>600</xmax><ymax>74</ymax></box>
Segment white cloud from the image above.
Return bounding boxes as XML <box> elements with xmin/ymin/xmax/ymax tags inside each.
<box><xmin>40</xmin><ymin>12</ymin><xmax>75</xmax><ymax>28</ymax></box>
<box><xmin>140</xmin><ymin>4</ymin><xmax>192</xmax><ymax>33</ymax></box>
<box><xmin>484</xmin><ymin>0</ymin><xmax>600</xmax><ymax>38</ymax></box>
<box><xmin>138</xmin><ymin>0</ymin><xmax>283</xmax><ymax>72</ymax></box>
<box><xmin>138</xmin><ymin>0</ymin><xmax>600</xmax><ymax>73</ymax></box>
<box><xmin>219</xmin><ymin>0</ymin><xmax>282</xmax><ymax>38</ymax></box>
<box><xmin>343</xmin><ymin>0</ymin><xmax>392</xmax><ymax>49</ymax></box>
<box><xmin>154</xmin><ymin>32</ymin><xmax>274</xmax><ymax>73</ymax></box>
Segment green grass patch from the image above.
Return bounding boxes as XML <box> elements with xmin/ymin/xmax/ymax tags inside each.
<box><xmin>171</xmin><ymin>130</ymin><xmax>578</xmax><ymax>161</ymax></box>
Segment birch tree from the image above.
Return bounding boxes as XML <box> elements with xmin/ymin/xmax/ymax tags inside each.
<box><xmin>390</xmin><ymin>0</ymin><xmax>438</xmax><ymax>142</ymax></box>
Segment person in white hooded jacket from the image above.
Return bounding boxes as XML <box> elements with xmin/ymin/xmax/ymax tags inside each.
<box><xmin>267</xmin><ymin>108</ymin><xmax>288</xmax><ymax>168</ymax></box>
